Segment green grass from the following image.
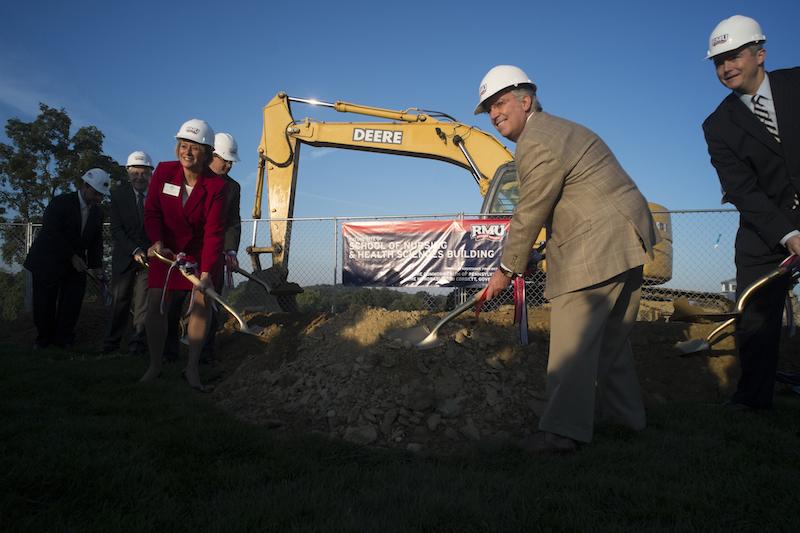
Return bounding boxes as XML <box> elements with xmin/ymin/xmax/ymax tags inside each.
<box><xmin>1</xmin><ymin>344</ymin><xmax>799</xmax><ymax>533</ymax></box>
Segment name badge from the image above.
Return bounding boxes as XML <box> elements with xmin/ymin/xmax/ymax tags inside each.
<box><xmin>162</xmin><ymin>183</ymin><xmax>181</xmax><ymax>197</ymax></box>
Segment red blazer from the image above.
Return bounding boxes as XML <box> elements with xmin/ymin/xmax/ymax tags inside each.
<box><xmin>144</xmin><ymin>160</ymin><xmax>226</xmax><ymax>290</ymax></box>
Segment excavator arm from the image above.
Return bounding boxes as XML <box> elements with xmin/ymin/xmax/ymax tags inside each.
<box><xmin>250</xmin><ymin>92</ymin><xmax>514</xmax><ymax>273</ymax></box>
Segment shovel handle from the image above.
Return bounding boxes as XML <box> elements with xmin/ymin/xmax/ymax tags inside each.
<box><xmin>429</xmin><ymin>291</ymin><xmax>483</xmax><ymax>337</ymax></box>
<box><xmin>150</xmin><ymin>250</ymin><xmax>253</xmax><ymax>334</ymax></box>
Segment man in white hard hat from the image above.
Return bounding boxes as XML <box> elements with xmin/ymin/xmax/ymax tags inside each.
<box><xmin>475</xmin><ymin>65</ymin><xmax>659</xmax><ymax>452</ymax></box>
<box><xmin>102</xmin><ymin>151</ymin><xmax>154</xmax><ymax>355</ymax></box>
<box><xmin>24</xmin><ymin>168</ymin><xmax>109</xmax><ymax>349</ymax></box>
<box><xmin>702</xmin><ymin>15</ymin><xmax>800</xmax><ymax>410</ymax></box>
<box><xmin>201</xmin><ymin>132</ymin><xmax>242</xmax><ymax>363</ymax></box>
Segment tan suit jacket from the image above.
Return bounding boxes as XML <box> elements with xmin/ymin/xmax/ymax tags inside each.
<box><xmin>501</xmin><ymin>111</ymin><xmax>658</xmax><ymax>299</ymax></box>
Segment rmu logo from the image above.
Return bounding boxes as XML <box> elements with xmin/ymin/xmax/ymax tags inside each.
<box><xmin>711</xmin><ymin>34</ymin><xmax>729</xmax><ymax>47</ymax></box>
<box><xmin>471</xmin><ymin>224</ymin><xmax>506</xmax><ymax>241</ymax></box>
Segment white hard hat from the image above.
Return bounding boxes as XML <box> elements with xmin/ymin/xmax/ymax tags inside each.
<box><xmin>706</xmin><ymin>15</ymin><xmax>766</xmax><ymax>59</ymax></box>
<box><xmin>213</xmin><ymin>132</ymin><xmax>240</xmax><ymax>162</ymax></box>
<box><xmin>175</xmin><ymin>118</ymin><xmax>215</xmax><ymax>147</ymax></box>
<box><xmin>474</xmin><ymin>65</ymin><xmax>536</xmax><ymax>114</ymax></box>
<box><xmin>126</xmin><ymin>150</ymin><xmax>153</xmax><ymax>168</ymax></box>
<box><xmin>81</xmin><ymin>168</ymin><xmax>111</xmax><ymax>196</ymax></box>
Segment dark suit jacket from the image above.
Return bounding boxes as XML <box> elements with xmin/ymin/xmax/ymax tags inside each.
<box><xmin>24</xmin><ymin>191</ymin><xmax>103</xmax><ymax>280</ymax></box>
<box><xmin>221</xmin><ymin>174</ymin><xmax>241</xmax><ymax>252</ymax></box>
<box><xmin>703</xmin><ymin>67</ymin><xmax>800</xmax><ymax>269</ymax></box>
<box><xmin>144</xmin><ymin>161</ymin><xmax>226</xmax><ymax>290</ymax></box>
<box><xmin>110</xmin><ymin>183</ymin><xmax>151</xmax><ymax>276</ymax></box>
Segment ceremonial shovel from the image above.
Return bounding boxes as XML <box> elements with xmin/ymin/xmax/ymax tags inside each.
<box><xmin>674</xmin><ymin>254</ymin><xmax>800</xmax><ymax>355</ymax></box>
<box><xmin>151</xmin><ymin>251</ymin><xmax>262</xmax><ymax>336</ymax></box>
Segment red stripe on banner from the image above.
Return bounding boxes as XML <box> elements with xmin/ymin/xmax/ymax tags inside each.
<box><xmin>342</xmin><ymin>218</ymin><xmax>511</xmax><ymax>236</ymax></box>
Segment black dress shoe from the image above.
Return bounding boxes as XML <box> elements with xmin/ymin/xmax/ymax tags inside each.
<box><xmin>518</xmin><ymin>432</ymin><xmax>578</xmax><ymax>454</ymax></box>
<box><xmin>723</xmin><ymin>400</ymin><xmax>754</xmax><ymax>412</ymax></box>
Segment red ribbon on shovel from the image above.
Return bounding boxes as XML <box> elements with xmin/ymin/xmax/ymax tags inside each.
<box><xmin>513</xmin><ymin>277</ymin><xmax>529</xmax><ymax>345</ymax></box>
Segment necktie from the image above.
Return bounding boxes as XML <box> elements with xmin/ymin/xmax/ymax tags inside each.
<box><xmin>137</xmin><ymin>191</ymin><xmax>145</xmax><ymax>221</ymax></box>
<box><xmin>80</xmin><ymin>205</ymin><xmax>88</xmax><ymax>234</ymax></box>
<box><xmin>751</xmin><ymin>94</ymin><xmax>780</xmax><ymax>143</ymax></box>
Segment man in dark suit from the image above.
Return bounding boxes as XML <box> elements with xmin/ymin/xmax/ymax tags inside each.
<box><xmin>201</xmin><ymin>132</ymin><xmax>242</xmax><ymax>363</ymax></box>
<box><xmin>24</xmin><ymin>169</ymin><xmax>109</xmax><ymax>349</ymax></box>
<box><xmin>102</xmin><ymin>151</ymin><xmax>153</xmax><ymax>354</ymax></box>
<box><xmin>476</xmin><ymin>65</ymin><xmax>658</xmax><ymax>452</ymax></box>
<box><xmin>702</xmin><ymin>15</ymin><xmax>800</xmax><ymax>410</ymax></box>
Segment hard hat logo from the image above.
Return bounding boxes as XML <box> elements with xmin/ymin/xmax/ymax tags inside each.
<box><xmin>479</xmin><ymin>83</ymin><xmax>487</xmax><ymax>97</ymax></box>
<box><xmin>185</xmin><ymin>126</ymin><xmax>200</xmax><ymax>135</ymax></box>
<box><xmin>711</xmin><ymin>34</ymin><xmax>729</xmax><ymax>47</ymax></box>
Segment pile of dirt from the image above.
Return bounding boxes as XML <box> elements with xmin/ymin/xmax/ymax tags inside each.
<box><xmin>5</xmin><ymin>300</ymin><xmax>798</xmax><ymax>454</ymax></box>
<box><xmin>210</xmin><ymin>301</ymin><xmax>799</xmax><ymax>454</ymax></box>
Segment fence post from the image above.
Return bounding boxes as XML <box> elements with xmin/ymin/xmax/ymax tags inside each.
<box><xmin>24</xmin><ymin>222</ymin><xmax>33</xmax><ymax>313</ymax></box>
<box><xmin>332</xmin><ymin>217</ymin><xmax>338</xmax><ymax>314</ymax></box>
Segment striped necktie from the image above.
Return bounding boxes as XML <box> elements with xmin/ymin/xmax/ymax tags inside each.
<box><xmin>751</xmin><ymin>94</ymin><xmax>780</xmax><ymax>143</ymax></box>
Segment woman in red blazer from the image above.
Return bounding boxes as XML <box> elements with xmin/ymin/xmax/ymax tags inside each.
<box><xmin>140</xmin><ymin>119</ymin><xmax>226</xmax><ymax>392</ymax></box>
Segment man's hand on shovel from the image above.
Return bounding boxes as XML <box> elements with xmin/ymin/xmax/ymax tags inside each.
<box><xmin>71</xmin><ymin>254</ymin><xmax>87</xmax><ymax>273</ymax></box>
<box><xmin>483</xmin><ymin>267</ymin><xmax>513</xmax><ymax>300</ymax></box>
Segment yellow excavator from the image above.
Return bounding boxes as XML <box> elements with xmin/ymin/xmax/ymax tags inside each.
<box><xmin>249</xmin><ymin>92</ymin><xmax>672</xmax><ymax>308</ymax></box>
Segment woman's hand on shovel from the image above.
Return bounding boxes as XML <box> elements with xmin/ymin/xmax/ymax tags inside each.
<box><xmin>147</xmin><ymin>241</ymin><xmax>174</xmax><ymax>261</ymax></box>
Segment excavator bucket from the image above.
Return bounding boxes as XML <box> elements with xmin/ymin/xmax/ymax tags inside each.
<box><xmin>236</xmin><ymin>263</ymin><xmax>302</xmax><ymax>313</ymax></box>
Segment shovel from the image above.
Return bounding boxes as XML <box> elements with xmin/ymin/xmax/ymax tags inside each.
<box><xmin>674</xmin><ymin>254</ymin><xmax>800</xmax><ymax>355</ymax></box>
<box><xmin>388</xmin><ymin>290</ymin><xmax>485</xmax><ymax>350</ymax></box>
<box><xmin>150</xmin><ymin>251</ymin><xmax>262</xmax><ymax>336</ymax></box>
<box><xmin>85</xmin><ymin>269</ymin><xmax>112</xmax><ymax>306</ymax></box>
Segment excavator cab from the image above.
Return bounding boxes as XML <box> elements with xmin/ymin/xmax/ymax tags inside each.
<box><xmin>480</xmin><ymin>162</ymin><xmax>519</xmax><ymax>215</ymax></box>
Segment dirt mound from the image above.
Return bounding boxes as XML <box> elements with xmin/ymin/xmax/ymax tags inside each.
<box><xmin>6</xmin><ymin>300</ymin><xmax>798</xmax><ymax>454</ymax></box>
<box><xmin>211</xmin><ymin>301</ymin><xmax>800</xmax><ymax>454</ymax></box>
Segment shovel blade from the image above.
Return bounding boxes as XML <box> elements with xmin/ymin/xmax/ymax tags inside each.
<box><xmin>239</xmin><ymin>325</ymin><xmax>264</xmax><ymax>337</ymax></box>
<box><xmin>674</xmin><ymin>338</ymin><xmax>710</xmax><ymax>355</ymax></box>
<box><xmin>386</xmin><ymin>325</ymin><xmax>444</xmax><ymax>350</ymax></box>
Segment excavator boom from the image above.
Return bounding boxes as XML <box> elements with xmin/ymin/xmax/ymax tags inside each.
<box><xmin>251</xmin><ymin>92</ymin><xmax>513</xmax><ymax>271</ymax></box>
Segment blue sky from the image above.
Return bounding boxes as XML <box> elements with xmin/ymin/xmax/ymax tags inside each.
<box><xmin>2</xmin><ymin>0</ymin><xmax>798</xmax><ymax>220</ymax></box>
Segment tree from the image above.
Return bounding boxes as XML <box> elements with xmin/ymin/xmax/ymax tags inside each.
<box><xmin>0</xmin><ymin>103</ymin><xmax>123</xmax><ymax>265</ymax></box>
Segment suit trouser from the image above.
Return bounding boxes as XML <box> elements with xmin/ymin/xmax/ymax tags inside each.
<box><xmin>104</xmin><ymin>266</ymin><xmax>148</xmax><ymax>350</ymax></box>
<box><xmin>539</xmin><ymin>266</ymin><xmax>646</xmax><ymax>443</ymax></box>
<box><xmin>733</xmin><ymin>262</ymin><xmax>791</xmax><ymax>408</ymax></box>
<box><xmin>31</xmin><ymin>268</ymin><xmax>86</xmax><ymax>346</ymax></box>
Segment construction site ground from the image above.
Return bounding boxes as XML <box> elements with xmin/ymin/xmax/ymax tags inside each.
<box><xmin>4</xmin><ymin>299</ymin><xmax>799</xmax><ymax>455</ymax></box>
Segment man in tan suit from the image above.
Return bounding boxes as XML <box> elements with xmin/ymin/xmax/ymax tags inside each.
<box><xmin>476</xmin><ymin>65</ymin><xmax>659</xmax><ymax>453</ymax></box>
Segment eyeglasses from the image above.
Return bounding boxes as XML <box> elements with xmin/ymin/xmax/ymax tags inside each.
<box><xmin>214</xmin><ymin>154</ymin><xmax>234</xmax><ymax>166</ymax></box>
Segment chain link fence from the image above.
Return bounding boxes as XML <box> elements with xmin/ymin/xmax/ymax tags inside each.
<box><xmin>1</xmin><ymin>209</ymin><xmax>779</xmax><ymax>319</ymax></box>
<box><xmin>228</xmin><ymin>209</ymin><xmax>746</xmax><ymax>313</ymax></box>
